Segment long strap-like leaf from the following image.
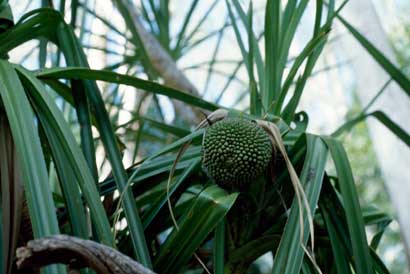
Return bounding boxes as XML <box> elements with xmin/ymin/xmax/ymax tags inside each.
<box><xmin>0</xmin><ymin>60</ymin><xmax>63</xmax><ymax>274</ymax></box>
<box><xmin>36</xmin><ymin>67</ymin><xmax>219</xmax><ymax>111</ymax></box>
<box><xmin>271</xmin><ymin>135</ymin><xmax>328</xmax><ymax>274</ymax></box>
<box><xmin>0</xmin><ymin>114</ymin><xmax>23</xmax><ymax>274</ymax></box>
<box><xmin>322</xmin><ymin>137</ymin><xmax>374</xmax><ymax>274</ymax></box>
<box><xmin>338</xmin><ymin>14</ymin><xmax>410</xmax><ymax>97</ymax></box>
<box><xmin>16</xmin><ymin>66</ymin><xmax>114</xmax><ymax>247</ymax></box>
<box><xmin>154</xmin><ymin>185</ymin><xmax>238</xmax><ymax>273</ymax></box>
<box><xmin>332</xmin><ymin>111</ymin><xmax>410</xmax><ymax>148</ymax></box>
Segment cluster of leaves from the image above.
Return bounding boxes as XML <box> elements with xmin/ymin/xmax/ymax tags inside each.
<box><xmin>1</xmin><ymin>1</ymin><xmax>410</xmax><ymax>274</ymax></box>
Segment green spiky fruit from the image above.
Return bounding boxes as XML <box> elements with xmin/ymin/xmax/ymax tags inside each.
<box><xmin>201</xmin><ymin>118</ymin><xmax>273</xmax><ymax>190</ymax></box>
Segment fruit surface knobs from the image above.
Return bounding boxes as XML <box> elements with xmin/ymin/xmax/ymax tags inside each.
<box><xmin>201</xmin><ymin>118</ymin><xmax>272</xmax><ymax>189</ymax></box>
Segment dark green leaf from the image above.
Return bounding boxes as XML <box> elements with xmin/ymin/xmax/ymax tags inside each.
<box><xmin>37</xmin><ymin>67</ymin><xmax>219</xmax><ymax>111</ymax></box>
<box><xmin>332</xmin><ymin>111</ymin><xmax>410</xmax><ymax>148</ymax></box>
<box><xmin>16</xmin><ymin>66</ymin><xmax>114</xmax><ymax>246</ymax></box>
<box><xmin>0</xmin><ymin>60</ymin><xmax>62</xmax><ymax>274</ymax></box>
<box><xmin>214</xmin><ymin>219</ymin><xmax>225</xmax><ymax>274</ymax></box>
<box><xmin>272</xmin><ymin>135</ymin><xmax>328</xmax><ymax>274</ymax></box>
<box><xmin>154</xmin><ymin>185</ymin><xmax>238</xmax><ymax>273</ymax></box>
<box><xmin>322</xmin><ymin>137</ymin><xmax>374</xmax><ymax>274</ymax></box>
<box><xmin>338</xmin><ymin>14</ymin><xmax>410</xmax><ymax>97</ymax></box>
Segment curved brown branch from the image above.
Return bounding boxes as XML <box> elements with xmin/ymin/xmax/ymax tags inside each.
<box><xmin>16</xmin><ymin>235</ymin><xmax>156</xmax><ymax>274</ymax></box>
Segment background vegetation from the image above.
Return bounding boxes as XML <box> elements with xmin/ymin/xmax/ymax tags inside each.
<box><xmin>1</xmin><ymin>0</ymin><xmax>410</xmax><ymax>273</ymax></box>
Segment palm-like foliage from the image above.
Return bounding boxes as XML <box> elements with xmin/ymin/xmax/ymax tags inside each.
<box><xmin>1</xmin><ymin>1</ymin><xmax>410</xmax><ymax>274</ymax></box>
